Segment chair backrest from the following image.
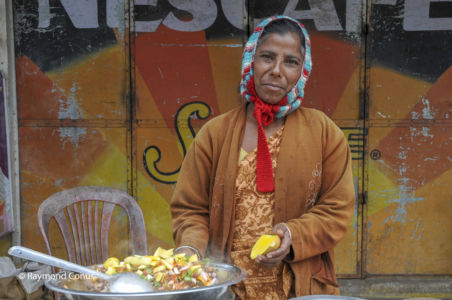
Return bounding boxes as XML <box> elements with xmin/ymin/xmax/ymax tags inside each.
<box><xmin>38</xmin><ymin>186</ymin><xmax>147</xmax><ymax>266</ymax></box>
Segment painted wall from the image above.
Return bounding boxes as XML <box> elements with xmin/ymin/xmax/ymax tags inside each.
<box><xmin>0</xmin><ymin>75</ymin><xmax>13</xmax><ymax>239</ymax></box>
<box><xmin>4</xmin><ymin>0</ymin><xmax>451</xmax><ymax>279</ymax></box>
<box><xmin>365</xmin><ymin>1</ymin><xmax>452</xmax><ymax>275</ymax></box>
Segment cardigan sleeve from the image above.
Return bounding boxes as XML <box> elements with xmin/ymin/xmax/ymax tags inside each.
<box><xmin>285</xmin><ymin>118</ymin><xmax>355</xmax><ymax>263</ymax></box>
<box><xmin>170</xmin><ymin>128</ymin><xmax>213</xmax><ymax>256</ymax></box>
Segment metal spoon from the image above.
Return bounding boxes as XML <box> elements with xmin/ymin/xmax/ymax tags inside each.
<box><xmin>8</xmin><ymin>246</ymin><xmax>153</xmax><ymax>293</ymax></box>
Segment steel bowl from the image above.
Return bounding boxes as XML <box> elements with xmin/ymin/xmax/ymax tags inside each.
<box><xmin>45</xmin><ymin>262</ymin><xmax>245</xmax><ymax>300</ymax></box>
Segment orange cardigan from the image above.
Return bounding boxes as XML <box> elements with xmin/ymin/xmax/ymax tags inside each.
<box><xmin>171</xmin><ymin>104</ymin><xmax>355</xmax><ymax>295</ymax></box>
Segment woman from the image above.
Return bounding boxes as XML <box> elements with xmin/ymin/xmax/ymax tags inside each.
<box><xmin>170</xmin><ymin>16</ymin><xmax>354</xmax><ymax>299</ymax></box>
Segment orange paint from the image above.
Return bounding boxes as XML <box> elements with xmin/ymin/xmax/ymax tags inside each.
<box><xmin>377</xmin><ymin>67</ymin><xmax>452</xmax><ymax>189</ymax></box>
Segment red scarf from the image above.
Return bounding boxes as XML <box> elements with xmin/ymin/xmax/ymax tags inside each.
<box><xmin>247</xmin><ymin>77</ymin><xmax>287</xmax><ymax>193</ymax></box>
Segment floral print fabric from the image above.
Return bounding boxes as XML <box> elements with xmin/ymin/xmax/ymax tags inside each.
<box><xmin>231</xmin><ymin>126</ymin><xmax>293</xmax><ymax>299</ymax></box>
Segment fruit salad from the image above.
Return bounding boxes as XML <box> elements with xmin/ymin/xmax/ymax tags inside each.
<box><xmin>98</xmin><ymin>247</ymin><xmax>216</xmax><ymax>291</ymax></box>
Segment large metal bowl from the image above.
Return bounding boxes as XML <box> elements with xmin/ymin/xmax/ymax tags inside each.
<box><xmin>45</xmin><ymin>262</ymin><xmax>245</xmax><ymax>300</ymax></box>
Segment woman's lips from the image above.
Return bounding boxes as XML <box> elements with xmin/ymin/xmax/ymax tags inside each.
<box><xmin>263</xmin><ymin>84</ymin><xmax>283</xmax><ymax>91</ymax></box>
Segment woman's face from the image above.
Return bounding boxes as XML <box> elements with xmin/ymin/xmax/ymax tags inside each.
<box><xmin>253</xmin><ymin>32</ymin><xmax>303</xmax><ymax>105</ymax></box>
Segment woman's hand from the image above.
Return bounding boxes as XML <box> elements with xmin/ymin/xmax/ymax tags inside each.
<box><xmin>255</xmin><ymin>223</ymin><xmax>292</xmax><ymax>268</ymax></box>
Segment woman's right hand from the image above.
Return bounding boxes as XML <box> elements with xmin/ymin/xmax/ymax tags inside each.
<box><xmin>255</xmin><ymin>223</ymin><xmax>292</xmax><ymax>268</ymax></box>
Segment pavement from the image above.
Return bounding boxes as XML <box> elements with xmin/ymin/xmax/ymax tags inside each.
<box><xmin>339</xmin><ymin>276</ymin><xmax>452</xmax><ymax>300</ymax></box>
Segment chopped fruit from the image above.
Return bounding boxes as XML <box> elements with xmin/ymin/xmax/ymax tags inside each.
<box><xmin>94</xmin><ymin>248</ymin><xmax>215</xmax><ymax>292</ymax></box>
<box><xmin>188</xmin><ymin>254</ymin><xmax>198</xmax><ymax>263</ymax></box>
<box><xmin>105</xmin><ymin>266</ymin><xmax>117</xmax><ymax>275</ymax></box>
<box><xmin>250</xmin><ymin>234</ymin><xmax>281</xmax><ymax>259</ymax></box>
<box><xmin>153</xmin><ymin>247</ymin><xmax>174</xmax><ymax>258</ymax></box>
<box><xmin>153</xmin><ymin>265</ymin><xmax>166</xmax><ymax>273</ymax></box>
<box><xmin>155</xmin><ymin>272</ymin><xmax>164</xmax><ymax>282</ymax></box>
<box><xmin>103</xmin><ymin>257</ymin><xmax>120</xmax><ymax>269</ymax></box>
<box><xmin>161</xmin><ymin>259</ymin><xmax>173</xmax><ymax>270</ymax></box>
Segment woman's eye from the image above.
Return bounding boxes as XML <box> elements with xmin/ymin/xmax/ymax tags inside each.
<box><xmin>261</xmin><ymin>54</ymin><xmax>272</xmax><ymax>60</ymax></box>
<box><xmin>286</xmin><ymin>59</ymin><xmax>299</xmax><ymax>65</ymax></box>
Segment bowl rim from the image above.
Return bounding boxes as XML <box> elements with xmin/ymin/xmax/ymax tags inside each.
<box><xmin>45</xmin><ymin>262</ymin><xmax>246</xmax><ymax>297</ymax></box>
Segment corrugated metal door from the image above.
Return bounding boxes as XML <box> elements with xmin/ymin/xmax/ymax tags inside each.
<box><xmin>14</xmin><ymin>0</ymin><xmax>132</xmax><ymax>258</ymax></box>
<box><xmin>12</xmin><ymin>0</ymin><xmax>365</xmax><ymax>275</ymax></box>
<box><xmin>10</xmin><ymin>0</ymin><xmax>452</xmax><ymax>281</ymax></box>
<box><xmin>364</xmin><ymin>1</ymin><xmax>452</xmax><ymax>275</ymax></box>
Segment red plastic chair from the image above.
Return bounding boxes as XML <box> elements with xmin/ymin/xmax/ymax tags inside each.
<box><xmin>38</xmin><ymin>186</ymin><xmax>147</xmax><ymax>266</ymax></box>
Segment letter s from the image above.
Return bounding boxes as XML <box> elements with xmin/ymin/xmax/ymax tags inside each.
<box><xmin>163</xmin><ymin>0</ymin><xmax>217</xmax><ymax>32</ymax></box>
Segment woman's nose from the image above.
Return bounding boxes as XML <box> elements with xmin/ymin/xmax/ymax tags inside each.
<box><xmin>270</xmin><ymin>60</ymin><xmax>282</xmax><ymax>76</ymax></box>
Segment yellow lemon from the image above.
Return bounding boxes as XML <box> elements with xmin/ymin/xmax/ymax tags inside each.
<box><xmin>250</xmin><ymin>234</ymin><xmax>281</xmax><ymax>259</ymax></box>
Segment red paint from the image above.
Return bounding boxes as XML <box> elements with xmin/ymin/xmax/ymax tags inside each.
<box><xmin>134</xmin><ymin>26</ymin><xmax>219</xmax><ymax>127</ymax></box>
<box><xmin>16</xmin><ymin>56</ymin><xmax>65</xmax><ymax>120</ymax></box>
<box><xmin>303</xmin><ymin>34</ymin><xmax>360</xmax><ymax>116</ymax></box>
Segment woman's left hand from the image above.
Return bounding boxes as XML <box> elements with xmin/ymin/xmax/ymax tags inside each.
<box><xmin>255</xmin><ymin>223</ymin><xmax>292</xmax><ymax>268</ymax></box>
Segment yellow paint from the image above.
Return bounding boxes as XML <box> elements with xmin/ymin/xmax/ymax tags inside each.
<box><xmin>144</xmin><ymin>148</ymin><xmax>180</xmax><ymax>183</ymax></box>
<box><xmin>341</xmin><ymin>128</ymin><xmax>366</xmax><ymax>161</ymax></box>
<box><xmin>411</xmin><ymin>167</ymin><xmax>452</xmax><ymax>271</ymax></box>
<box><xmin>206</xmin><ymin>39</ymin><xmax>244</xmax><ymax>114</ymax></box>
<box><xmin>369</xmin><ymin>67</ymin><xmax>432</xmax><ymax>121</ymax></box>
<box><xmin>79</xmin><ymin>135</ymin><xmax>174</xmax><ymax>251</ymax></box>
<box><xmin>332</xmin><ymin>64</ymin><xmax>360</xmax><ymax>120</ymax></box>
<box><xmin>367</xmin><ymin>167</ymin><xmax>452</xmax><ymax>274</ymax></box>
<box><xmin>135</xmin><ymin>66</ymin><xmax>185</xmax><ymax>202</ymax></box>
<box><xmin>175</xmin><ymin>102</ymin><xmax>210</xmax><ymax>151</ymax></box>
<box><xmin>79</xmin><ymin>141</ymin><xmax>127</xmax><ymax>187</ymax></box>
<box><xmin>134</xmin><ymin>68</ymin><xmax>178</xmax><ymax>247</ymax></box>
<box><xmin>0</xmin><ymin>235</ymin><xmax>11</xmax><ymax>256</ymax></box>
<box><xmin>144</xmin><ymin>102</ymin><xmax>210</xmax><ymax>183</ymax></box>
<box><xmin>136</xmin><ymin>170</ymin><xmax>174</xmax><ymax>248</ymax></box>
<box><xmin>336</xmin><ymin>157</ymin><xmax>362</xmax><ymax>275</ymax></box>
<box><xmin>47</xmin><ymin>45</ymin><xmax>128</xmax><ymax>120</ymax></box>
<box><xmin>137</xmin><ymin>128</ymin><xmax>182</xmax><ymax>201</ymax></box>
<box><xmin>337</xmin><ymin>158</ymin><xmax>361</xmax><ymax>274</ymax></box>
<box><xmin>335</xmin><ymin>215</ymin><xmax>358</xmax><ymax>275</ymax></box>
<box><xmin>366</xmin><ymin>159</ymin><xmax>399</xmax><ymax>217</ymax></box>
<box><xmin>19</xmin><ymin>169</ymin><xmax>66</xmax><ymax>256</ymax></box>
<box><xmin>36</xmin><ymin>135</ymin><xmax>130</xmax><ymax>260</ymax></box>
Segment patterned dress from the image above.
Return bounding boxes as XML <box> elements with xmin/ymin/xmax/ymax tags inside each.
<box><xmin>231</xmin><ymin>126</ymin><xmax>294</xmax><ymax>300</ymax></box>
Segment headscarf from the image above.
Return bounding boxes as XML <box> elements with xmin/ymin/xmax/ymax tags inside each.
<box><xmin>240</xmin><ymin>16</ymin><xmax>312</xmax><ymax>193</ymax></box>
